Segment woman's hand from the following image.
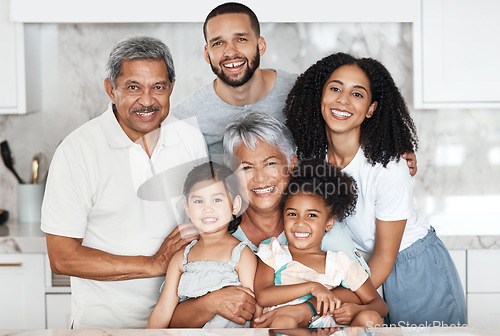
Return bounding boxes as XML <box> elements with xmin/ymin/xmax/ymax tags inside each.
<box><xmin>310</xmin><ymin>283</ymin><xmax>341</xmax><ymax>316</ymax></box>
<box><xmin>332</xmin><ymin>302</ymin><xmax>362</xmax><ymax>325</ymax></box>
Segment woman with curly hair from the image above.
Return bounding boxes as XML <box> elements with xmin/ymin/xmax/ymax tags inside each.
<box><xmin>284</xmin><ymin>52</ymin><xmax>466</xmax><ymax>326</ymax></box>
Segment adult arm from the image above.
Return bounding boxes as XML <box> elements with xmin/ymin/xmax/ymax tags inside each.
<box><xmin>46</xmin><ymin>222</ymin><xmax>198</xmax><ymax>281</ymax></box>
<box><xmin>332</xmin><ymin>278</ymin><xmax>388</xmax><ymax>325</ymax></box>
<box><xmin>253</xmin><ymin>302</ymin><xmax>313</xmax><ymax>328</ymax></box>
<box><xmin>147</xmin><ymin>251</ymin><xmax>184</xmax><ymax>328</ymax></box>
<box><xmin>368</xmin><ymin>219</ymin><xmax>406</xmax><ymax>288</ymax></box>
<box><xmin>402</xmin><ymin>152</ymin><xmax>417</xmax><ymax>177</ymax></box>
<box><xmin>254</xmin><ymin>259</ymin><xmax>339</xmax><ymax>313</ymax></box>
<box><xmin>252</xmin><ymin>286</ymin><xmax>361</xmax><ymax>328</ymax></box>
<box><xmin>169</xmin><ymin>286</ymin><xmax>256</xmax><ymax>327</ymax></box>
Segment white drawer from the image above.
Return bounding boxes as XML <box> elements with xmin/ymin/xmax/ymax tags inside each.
<box><xmin>467</xmin><ymin>249</ymin><xmax>500</xmax><ymax>293</ymax></box>
<box><xmin>467</xmin><ymin>293</ymin><xmax>500</xmax><ymax>327</ymax></box>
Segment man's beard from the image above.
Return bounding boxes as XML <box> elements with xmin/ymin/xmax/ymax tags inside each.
<box><xmin>209</xmin><ymin>47</ymin><xmax>260</xmax><ymax>88</ymax></box>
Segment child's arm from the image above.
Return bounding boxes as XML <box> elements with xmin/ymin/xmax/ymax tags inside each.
<box><xmin>235</xmin><ymin>246</ymin><xmax>263</xmax><ymax>323</ymax></box>
<box><xmin>332</xmin><ymin>277</ymin><xmax>388</xmax><ymax>325</ymax></box>
<box><xmin>147</xmin><ymin>250</ymin><xmax>184</xmax><ymax>328</ymax></box>
<box><xmin>254</xmin><ymin>258</ymin><xmax>339</xmax><ymax>315</ymax></box>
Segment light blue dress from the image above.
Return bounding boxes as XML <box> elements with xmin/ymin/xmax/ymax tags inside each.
<box><xmin>177</xmin><ymin>240</ymin><xmax>250</xmax><ymax>328</ymax></box>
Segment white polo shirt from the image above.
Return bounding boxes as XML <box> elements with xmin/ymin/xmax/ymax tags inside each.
<box><xmin>41</xmin><ymin>104</ymin><xmax>208</xmax><ymax>328</ymax></box>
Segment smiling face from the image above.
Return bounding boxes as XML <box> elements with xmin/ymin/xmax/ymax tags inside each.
<box><xmin>204</xmin><ymin>13</ymin><xmax>265</xmax><ymax>87</ymax></box>
<box><xmin>234</xmin><ymin>141</ymin><xmax>293</xmax><ymax>215</ymax></box>
<box><xmin>104</xmin><ymin>59</ymin><xmax>174</xmax><ymax>142</ymax></box>
<box><xmin>184</xmin><ymin>179</ymin><xmax>241</xmax><ymax>234</ymax></box>
<box><xmin>283</xmin><ymin>193</ymin><xmax>335</xmax><ymax>252</ymax></box>
<box><xmin>321</xmin><ymin>64</ymin><xmax>377</xmax><ymax>139</ymax></box>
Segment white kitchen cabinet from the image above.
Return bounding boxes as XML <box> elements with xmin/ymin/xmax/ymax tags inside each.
<box><xmin>46</xmin><ymin>294</ymin><xmax>72</xmax><ymax>329</ymax></box>
<box><xmin>0</xmin><ymin>0</ymin><xmax>40</xmax><ymax>114</ymax></box>
<box><xmin>468</xmin><ymin>293</ymin><xmax>500</xmax><ymax>327</ymax></box>
<box><xmin>9</xmin><ymin>0</ymin><xmax>419</xmax><ymax>23</ymax></box>
<box><xmin>0</xmin><ymin>253</ymin><xmax>46</xmax><ymax>329</ymax></box>
<box><xmin>467</xmin><ymin>249</ymin><xmax>500</xmax><ymax>293</ymax></box>
<box><xmin>414</xmin><ymin>0</ymin><xmax>500</xmax><ymax>108</ymax></box>
<box><xmin>466</xmin><ymin>250</ymin><xmax>500</xmax><ymax>326</ymax></box>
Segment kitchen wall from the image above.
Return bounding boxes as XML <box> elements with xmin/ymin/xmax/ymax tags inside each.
<box><xmin>1</xmin><ymin>22</ymin><xmax>499</xmax><ymax>233</ymax></box>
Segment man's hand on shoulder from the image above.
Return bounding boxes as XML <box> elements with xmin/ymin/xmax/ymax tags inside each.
<box><xmin>149</xmin><ymin>222</ymin><xmax>199</xmax><ymax>276</ymax></box>
<box><xmin>402</xmin><ymin>151</ymin><xmax>418</xmax><ymax>177</ymax></box>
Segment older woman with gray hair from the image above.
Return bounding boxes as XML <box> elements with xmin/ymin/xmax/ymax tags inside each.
<box><xmin>223</xmin><ymin>111</ymin><xmax>366</xmax><ymax>261</ymax></box>
<box><xmin>170</xmin><ymin>111</ymin><xmax>368</xmax><ymax>328</ymax></box>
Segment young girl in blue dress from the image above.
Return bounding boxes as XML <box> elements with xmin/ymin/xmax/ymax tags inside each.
<box><xmin>284</xmin><ymin>52</ymin><xmax>466</xmax><ymax>325</ymax></box>
<box><xmin>147</xmin><ymin>161</ymin><xmax>258</xmax><ymax>328</ymax></box>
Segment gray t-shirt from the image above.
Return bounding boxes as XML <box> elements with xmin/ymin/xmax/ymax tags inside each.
<box><xmin>171</xmin><ymin>69</ymin><xmax>297</xmax><ymax>160</ymax></box>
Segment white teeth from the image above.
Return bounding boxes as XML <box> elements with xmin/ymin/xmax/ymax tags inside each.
<box><xmin>202</xmin><ymin>218</ymin><xmax>217</xmax><ymax>223</ymax></box>
<box><xmin>252</xmin><ymin>186</ymin><xmax>275</xmax><ymax>194</ymax></box>
<box><xmin>294</xmin><ymin>232</ymin><xmax>310</xmax><ymax>238</ymax></box>
<box><xmin>224</xmin><ymin>61</ymin><xmax>245</xmax><ymax>68</ymax></box>
<box><xmin>331</xmin><ymin>109</ymin><xmax>352</xmax><ymax>118</ymax></box>
<box><xmin>136</xmin><ymin>111</ymin><xmax>154</xmax><ymax>117</ymax></box>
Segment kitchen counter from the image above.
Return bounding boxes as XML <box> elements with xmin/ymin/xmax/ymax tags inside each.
<box><xmin>0</xmin><ymin>218</ymin><xmax>46</xmax><ymax>253</ymax></box>
<box><xmin>1</xmin><ymin>219</ymin><xmax>499</xmax><ymax>254</ymax></box>
<box><xmin>1</xmin><ymin>327</ymin><xmax>500</xmax><ymax>336</ymax></box>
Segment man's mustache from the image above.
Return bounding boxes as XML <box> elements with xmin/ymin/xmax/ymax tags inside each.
<box><xmin>130</xmin><ymin>106</ymin><xmax>161</xmax><ymax>113</ymax></box>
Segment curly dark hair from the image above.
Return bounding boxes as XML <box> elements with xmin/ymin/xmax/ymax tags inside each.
<box><xmin>281</xmin><ymin>159</ymin><xmax>357</xmax><ymax>222</ymax></box>
<box><xmin>183</xmin><ymin>161</ymin><xmax>241</xmax><ymax>234</ymax></box>
<box><xmin>284</xmin><ymin>52</ymin><xmax>418</xmax><ymax>167</ymax></box>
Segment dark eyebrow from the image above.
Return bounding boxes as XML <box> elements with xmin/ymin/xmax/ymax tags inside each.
<box><xmin>329</xmin><ymin>79</ymin><xmax>368</xmax><ymax>93</ymax></box>
<box><xmin>285</xmin><ymin>208</ymin><xmax>321</xmax><ymax>213</ymax></box>
<box><xmin>209</xmin><ymin>32</ymin><xmax>250</xmax><ymax>44</ymax></box>
<box><xmin>124</xmin><ymin>80</ymin><xmax>168</xmax><ymax>86</ymax></box>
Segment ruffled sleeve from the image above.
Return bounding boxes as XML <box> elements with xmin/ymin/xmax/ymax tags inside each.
<box><xmin>256</xmin><ymin>237</ymin><xmax>292</xmax><ymax>271</ymax></box>
<box><xmin>327</xmin><ymin>251</ymin><xmax>369</xmax><ymax>291</ymax></box>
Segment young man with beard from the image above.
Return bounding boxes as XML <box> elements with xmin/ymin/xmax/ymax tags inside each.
<box><xmin>171</xmin><ymin>2</ymin><xmax>297</xmax><ymax>159</ymax></box>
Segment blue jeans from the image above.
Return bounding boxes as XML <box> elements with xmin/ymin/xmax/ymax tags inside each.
<box><xmin>383</xmin><ymin>227</ymin><xmax>467</xmax><ymax>326</ymax></box>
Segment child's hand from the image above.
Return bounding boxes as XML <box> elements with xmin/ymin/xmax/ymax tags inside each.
<box><xmin>310</xmin><ymin>283</ymin><xmax>341</xmax><ymax>316</ymax></box>
<box><xmin>332</xmin><ymin>302</ymin><xmax>361</xmax><ymax>325</ymax></box>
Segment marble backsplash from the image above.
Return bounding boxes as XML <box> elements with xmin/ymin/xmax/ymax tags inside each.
<box><xmin>0</xmin><ymin>22</ymin><xmax>499</xmax><ymax>234</ymax></box>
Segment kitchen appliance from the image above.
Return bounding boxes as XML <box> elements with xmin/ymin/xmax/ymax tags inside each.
<box><xmin>1</xmin><ymin>140</ymin><xmax>24</xmax><ymax>184</ymax></box>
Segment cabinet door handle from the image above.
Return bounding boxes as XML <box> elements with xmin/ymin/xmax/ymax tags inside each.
<box><xmin>0</xmin><ymin>263</ymin><xmax>23</xmax><ymax>267</ymax></box>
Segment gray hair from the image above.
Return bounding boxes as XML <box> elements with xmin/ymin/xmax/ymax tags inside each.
<box><xmin>106</xmin><ymin>35</ymin><xmax>175</xmax><ymax>88</ymax></box>
<box><xmin>223</xmin><ymin>111</ymin><xmax>296</xmax><ymax>167</ymax></box>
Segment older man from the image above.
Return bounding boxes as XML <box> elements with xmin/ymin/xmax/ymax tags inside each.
<box><xmin>41</xmin><ymin>36</ymin><xmax>208</xmax><ymax>329</ymax></box>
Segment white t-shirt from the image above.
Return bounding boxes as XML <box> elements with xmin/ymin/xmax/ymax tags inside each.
<box><xmin>41</xmin><ymin>104</ymin><xmax>208</xmax><ymax>328</ymax></box>
<box><xmin>341</xmin><ymin>147</ymin><xmax>430</xmax><ymax>254</ymax></box>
